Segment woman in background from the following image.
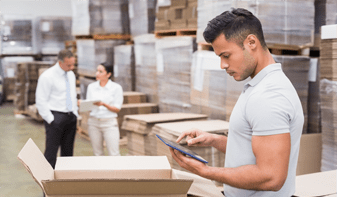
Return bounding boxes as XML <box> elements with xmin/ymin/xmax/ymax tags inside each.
<box><xmin>85</xmin><ymin>62</ymin><xmax>123</xmax><ymax>156</ymax></box>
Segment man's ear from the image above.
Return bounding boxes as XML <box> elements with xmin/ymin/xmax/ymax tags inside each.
<box><xmin>246</xmin><ymin>34</ymin><xmax>258</xmax><ymax>50</ymax></box>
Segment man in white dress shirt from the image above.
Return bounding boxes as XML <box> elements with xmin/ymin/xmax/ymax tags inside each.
<box><xmin>36</xmin><ymin>49</ymin><xmax>78</xmax><ymax>169</ymax></box>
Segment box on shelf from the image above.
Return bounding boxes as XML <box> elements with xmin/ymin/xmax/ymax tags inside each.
<box><xmin>18</xmin><ymin>138</ymin><xmax>224</xmax><ymax>197</ymax></box>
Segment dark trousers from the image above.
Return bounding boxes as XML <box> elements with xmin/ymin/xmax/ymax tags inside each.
<box><xmin>44</xmin><ymin>111</ymin><xmax>77</xmax><ymax>169</ymax></box>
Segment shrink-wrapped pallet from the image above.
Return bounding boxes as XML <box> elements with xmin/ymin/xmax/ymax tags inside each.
<box><xmin>71</xmin><ymin>0</ymin><xmax>130</xmax><ymax>36</ymax></box>
<box><xmin>76</xmin><ymin>39</ymin><xmax>125</xmax><ymax>77</ymax></box>
<box><xmin>197</xmin><ymin>0</ymin><xmax>315</xmax><ymax>47</ymax></box>
<box><xmin>0</xmin><ymin>57</ymin><xmax>34</xmax><ymax>101</ymax></box>
<box><xmin>155</xmin><ymin>36</ymin><xmax>195</xmax><ymax>113</ymax></box>
<box><xmin>114</xmin><ymin>45</ymin><xmax>135</xmax><ymax>91</ymax></box>
<box><xmin>320</xmin><ymin>79</ymin><xmax>337</xmax><ymax>171</ymax></box>
<box><xmin>0</xmin><ymin>15</ymin><xmax>40</xmax><ymax>55</ymax></box>
<box><xmin>37</xmin><ymin>16</ymin><xmax>74</xmax><ymax>55</ymax></box>
<box><xmin>128</xmin><ymin>0</ymin><xmax>157</xmax><ymax>37</ymax></box>
<box><xmin>134</xmin><ymin>34</ymin><xmax>159</xmax><ymax>103</ymax></box>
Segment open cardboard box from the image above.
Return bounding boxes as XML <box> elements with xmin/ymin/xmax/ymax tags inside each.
<box><xmin>294</xmin><ymin>170</ymin><xmax>337</xmax><ymax>197</ymax></box>
<box><xmin>18</xmin><ymin>138</ymin><xmax>224</xmax><ymax>197</ymax></box>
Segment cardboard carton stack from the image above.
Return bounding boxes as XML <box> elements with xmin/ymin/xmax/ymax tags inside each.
<box><xmin>0</xmin><ymin>15</ymin><xmax>40</xmax><ymax>55</ymax></box>
<box><xmin>14</xmin><ymin>61</ymin><xmax>54</xmax><ymax>113</ymax></box>
<box><xmin>18</xmin><ymin>138</ymin><xmax>225</xmax><ymax>197</ymax></box>
<box><xmin>128</xmin><ymin>0</ymin><xmax>157</xmax><ymax>37</ymax></box>
<box><xmin>76</xmin><ymin>39</ymin><xmax>125</xmax><ymax>77</ymax></box>
<box><xmin>273</xmin><ymin>55</ymin><xmax>311</xmax><ymax>133</ymax></box>
<box><xmin>0</xmin><ymin>57</ymin><xmax>34</xmax><ymax>101</ymax></box>
<box><xmin>320</xmin><ymin>79</ymin><xmax>337</xmax><ymax>171</ymax></box>
<box><xmin>71</xmin><ymin>0</ymin><xmax>130</xmax><ymax>36</ymax></box>
<box><xmin>37</xmin><ymin>16</ymin><xmax>74</xmax><ymax>55</ymax></box>
<box><xmin>320</xmin><ymin>38</ymin><xmax>337</xmax><ymax>81</ymax></box>
<box><xmin>134</xmin><ymin>34</ymin><xmax>159</xmax><ymax>103</ymax></box>
<box><xmin>190</xmin><ymin>50</ymin><xmax>248</xmax><ymax>121</ymax></box>
<box><xmin>155</xmin><ymin>36</ymin><xmax>195</xmax><ymax>113</ymax></box>
<box><xmin>113</xmin><ymin>44</ymin><xmax>135</xmax><ymax>91</ymax></box>
<box><xmin>307</xmin><ymin>58</ymin><xmax>321</xmax><ymax>133</ymax></box>
<box><xmin>155</xmin><ymin>0</ymin><xmax>198</xmax><ymax>31</ymax></box>
<box><xmin>197</xmin><ymin>0</ymin><xmax>315</xmax><ymax>47</ymax></box>
<box><xmin>152</xmin><ymin>119</ymin><xmax>228</xmax><ymax>171</ymax></box>
<box><xmin>121</xmin><ymin>113</ymin><xmax>208</xmax><ymax>156</ymax></box>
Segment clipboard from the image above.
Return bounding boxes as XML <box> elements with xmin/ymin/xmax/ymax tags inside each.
<box><xmin>156</xmin><ymin>134</ymin><xmax>208</xmax><ymax>164</ymax></box>
<box><xmin>79</xmin><ymin>100</ymin><xmax>101</xmax><ymax>112</ymax></box>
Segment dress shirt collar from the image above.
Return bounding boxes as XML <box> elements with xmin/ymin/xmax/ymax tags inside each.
<box><xmin>55</xmin><ymin>61</ymin><xmax>67</xmax><ymax>76</ymax></box>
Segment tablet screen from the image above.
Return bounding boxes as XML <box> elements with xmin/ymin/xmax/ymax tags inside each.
<box><xmin>156</xmin><ymin>134</ymin><xmax>208</xmax><ymax>163</ymax></box>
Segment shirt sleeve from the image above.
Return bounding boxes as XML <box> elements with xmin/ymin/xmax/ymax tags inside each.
<box><xmin>113</xmin><ymin>85</ymin><xmax>124</xmax><ymax>110</ymax></box>
<box><xmin>35</xmin><ymin>74</ymin><xmax>54</xmax><ymax>124</ymax></box>
<box><xmin>245</xmin><ymin>91</ymin><xmax>294</xmax><ymax>136</ymax></box>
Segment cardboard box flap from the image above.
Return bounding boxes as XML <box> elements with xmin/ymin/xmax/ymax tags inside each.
<box><xmin>172</xmin><ymin>169</ymin><xmax>224</xmax><ymax>197</ymax></box>
<box><xmin>17</xmin><ymin>138</ymin><xmax>54</xmax><ymax>190</ymax></box>
<box><xmin>42</xmin><ymin>179</ymin><xmax>193</xmax><ymax>195</ymax></box>
<box><xmin>124</xmin><ymin>113</ymin><xmax>208</xmax><ymax>124</ymax></box>
<box><xmin>294</xmin><ymin>170</ymin><xmax>337</xmax><ymax>196</ymax></box>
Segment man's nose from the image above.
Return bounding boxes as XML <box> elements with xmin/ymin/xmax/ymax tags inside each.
<box><xmin>220</xmin><ymin>60</ymin><xmax>229</xmax><ymax>70</ymax></box>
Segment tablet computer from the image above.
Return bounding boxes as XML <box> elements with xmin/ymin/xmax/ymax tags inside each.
<box><xmin>156</xmin><ymin>134</ymin><xmax>208</xmax><ymax>164</ymax></box>
<box><xmin>79</xmin><ymin>100</ymin><xmax>101</xmax><ymax>112</ymax></box>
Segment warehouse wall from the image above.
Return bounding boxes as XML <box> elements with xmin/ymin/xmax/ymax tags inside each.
<box><xmin>0</xmin><ymin>0</ymin><xmax>72</xmax><ymax>17</ymax></box>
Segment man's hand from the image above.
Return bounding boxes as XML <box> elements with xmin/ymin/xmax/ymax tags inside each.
<box><xmin>176</xmin><ymin>129</ymin><xmax>214</xmax><ymax>147</ymax></box>
<box><xmin>169</xmin><ymin>147</ymin><xmax>208</xmax><ymax>175</ymax></box>
<box><xmin>94</xmin><ymin>101</ymin><xmax>105</xmax><ymax>106</ymax></box>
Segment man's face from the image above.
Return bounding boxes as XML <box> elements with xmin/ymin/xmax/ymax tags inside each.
<box><xmin>212</xmin><ymin>34</ymin><xmax>256</xmax><ymax>81</ymax></box>
<box><xmin>59</xmin><ymin>57</ymin><xmax>75</xmax><ymax>72</ymax></box>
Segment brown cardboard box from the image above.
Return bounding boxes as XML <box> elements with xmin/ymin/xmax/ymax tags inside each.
<box><xmin>296</xmin><ymin>133</ymin><xmax>322</xmax><ymax>176</ymax></box>
<box><xmin>18</xmin><ymin>138</ymin><xmax>224</xmax><ymax>197</ymax></box>
<box><xmin>123</xmin><ymin>91</ymin><xmax>147</xmax><ymax>104</ymax></box>
<box><xmin>294</xmin><ymin>170</ymin><xmax>337</xmax><ymax>197</ymax></box>
<box><xmin>155</xmin><ymin>20</ymin><xmax>171</xmax><ymax>31</ymax></box>
<box><xmin>171</xmin><ymin>0</ymin><xmax>187</xmax><ymax>9</ymax></box>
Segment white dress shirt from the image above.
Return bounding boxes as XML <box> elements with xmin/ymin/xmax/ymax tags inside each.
<box><xmin>35</xmin><ymin>62</ymin><xmax>78</xmax><ymax>124</ymax></box>
<box><xmin>86</xmin><ymin>80</ymin><xmax>123</xmax><ymax>119</ymax></box>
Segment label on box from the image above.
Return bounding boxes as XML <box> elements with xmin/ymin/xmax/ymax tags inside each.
<box><xmin>156</xmin><ymin>52</ymin><xmax>164</xmax><ymax>74</ymax></box>
<box><xmin>42</xmin><ymin>22</ymin><xmax>50</xmax><ymax>32</ymax></box>
<box><xmin>6</xmin><ymin>68</ymin><xmax>15</xmax><ymax>78</ymax></box>
<box><xmin>129</xmin><ymin>3</ymin><xmax>134</xmax><ymax>18</ymax></box>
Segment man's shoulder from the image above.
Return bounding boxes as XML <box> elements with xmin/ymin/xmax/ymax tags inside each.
<box><xmin>39</xmin><ymin>65</ymin><xmax>55</xmax><ymax>79</ymax></box>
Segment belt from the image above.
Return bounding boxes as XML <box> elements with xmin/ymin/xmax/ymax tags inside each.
<box><xmin>51</xmin><ymin>110</ymin><xmax>73</xmax><ymax>116</ymax></box>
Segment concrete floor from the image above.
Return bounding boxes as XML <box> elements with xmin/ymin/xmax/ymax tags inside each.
<box><xmin>0</xmin><ymin>102</ymin><xmax>125</xmax><ymax>197</ymax></box>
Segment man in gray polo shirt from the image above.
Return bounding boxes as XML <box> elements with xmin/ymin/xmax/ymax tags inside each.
<box><xmin>170</xmin><ymin>8</ymin><xmax>304</xmax><ymax>197</ymax></box>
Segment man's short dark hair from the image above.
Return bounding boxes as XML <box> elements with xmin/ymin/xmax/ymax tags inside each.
<box><xmin>203</xmin><ymin>8</ymin><xmax>268</xmax><ymax>50</ymax></box>
<box><xmin>58</xmin><ymin>49</ymin><xmax>74</xmax><ymax>62</ymax></box>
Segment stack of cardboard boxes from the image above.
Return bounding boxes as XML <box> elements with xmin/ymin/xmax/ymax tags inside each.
<box><xmin>155</xmin><ymin>0</ymin><xmax>197</xmax><ymax>31</ymax></box>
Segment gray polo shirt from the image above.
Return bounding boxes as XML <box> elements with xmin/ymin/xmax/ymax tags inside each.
<box><xmin>224</xmin><ymin>63</ymin><xmax>304</xmax><ymax>197</ymax></box>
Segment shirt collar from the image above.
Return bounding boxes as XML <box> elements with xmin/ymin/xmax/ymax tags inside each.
<box><xmin>96</xmin><ymin>79</ymin><xmax>112</xmax><ymax>89</ymax></box>
<box><xmin>55</xmin><ymin>61</ymin><xmax>67</xmax><ymax>76</ymax></box>
<box><xmin>243</xmin><ymin>63</ymin><xmax>282</xmax><ymax>91</ymax></box>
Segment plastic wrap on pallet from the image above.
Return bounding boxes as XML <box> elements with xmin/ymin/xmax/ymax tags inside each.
<box><xmin>37</xmin><ymin>16</ymin><xmax>74</xmax><ymax>55</ymax></box>
<box><xmin>0</xmin><ymin>15</ymin><xmax>40</xmax><ymax>55</ymax></box>
<box><xmin>319</xmin><ymin>78</ymin><xmax>337</xmax><ymax>171</ymax></box>
<box><xmin>114</xmin><ymin>44</ymin><xmax>135</xmax><ymax>91</ymax></box>
<box><xmin>76</xmin><ymin>39</ymin><xmax>125</xmax><ymax>76</ymax></box>
<box><xmin>134</xmin><ymin>34</ymin><xmax>158</xmax><ymax>103</ymax></box>
<box><xmin>14</xmin><ymin>61</ymin><xmax>54</xmax><ymax>112</ymax></box>
<box><xmin>197</xmin><ymin>0</ymin><xmax>314</xmax><ymax>47</ymax></box>
<box><xmin>129</xmin><ymin>0</ymin><xmax>157</xmax><ymax>38</ymax></box>
<box><xmin>273</xmin><ymin>55</ymin><xmax>310</xmax><ymax>133</ymax></box>
<box><xmin>79</xmin><ymin>76</ymin><xmax>96</xmax><ymax>100</ymax></box>
<box><xmin>326</xmin><ymin>0</ymin><xmax>337</xmax><ymax>25</ymax></box>
<box><xmin>71</xmin><ymin>0</ymin><xmax>130</xmax><ymax>36</ymax></box>
<box><xmin>308</xmin><ymin>58</ymin><xmax>321</xmax><ymax>133</ymax></box>
<box><xmin>155</xmin><ymin>36</ymin><xmax>194</xmax><ymax>113</ymax></box>
<box><xmin>1</xmin><ymin>57</ymin><xmax>34</xmax><ymax>101</ymax></box>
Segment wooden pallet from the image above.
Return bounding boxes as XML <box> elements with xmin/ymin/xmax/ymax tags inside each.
<box><xmin>75</xmin><ymin>34</ymin><xmax>131</xmax><ymax>40</ymax></box>
<box><xmin>267</xmin><ymin>43</ymin><xmax>313</xmax><ymax>56</ymax></box>
<box><xmin>197</xmin><ymin>42</ymin><xmax>213</xmax><ymax>51</ymax></box>
<box><xmin>155</xmin><ymin>29</ymin><xmax>197</xmax><ymax>38</ymax></box>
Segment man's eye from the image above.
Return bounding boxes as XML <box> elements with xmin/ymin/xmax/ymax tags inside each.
<box><xmin>223</xmin><ymin>55</ymin><xmax>229</xmax><ymax>58</ymax></box>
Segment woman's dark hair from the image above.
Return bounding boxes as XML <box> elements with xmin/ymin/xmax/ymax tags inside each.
<box><xmin>99</xmin><ymin>62</ymin><xmax>113</xmax><ymax>78</ymax></box>
<box><xmin>203</xmin><ymin>8</ymin><xmax>267</xmax><ymax>50</ymax></box>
